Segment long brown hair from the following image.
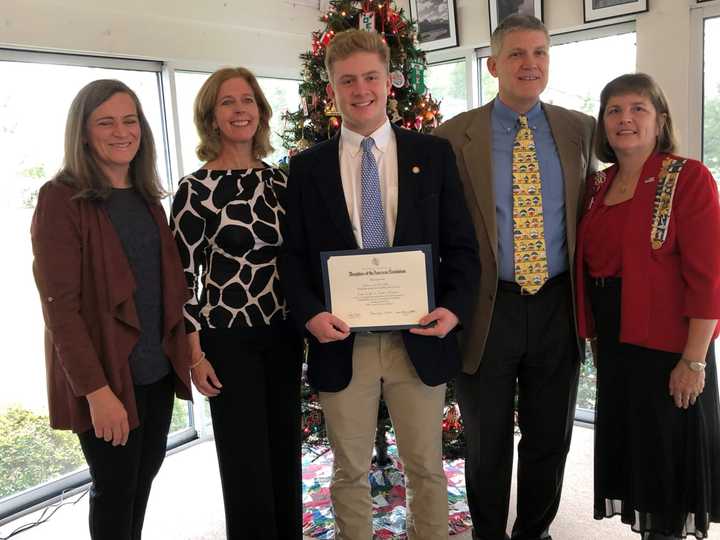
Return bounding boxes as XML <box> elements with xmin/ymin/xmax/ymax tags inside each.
<box><xmin>55</xmin><ymin>79</ymin><xmax>165</xmax><ymax>203</ymax></box>
<box><xmin>194</xmin><ymin>67</ymin><xmax>274</xmax><ymax>162</ymax></box>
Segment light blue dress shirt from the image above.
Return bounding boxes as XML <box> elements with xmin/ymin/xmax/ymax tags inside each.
<box><xmin>491</xmin><ymin>97</ymin><xmax>568</xmax><ymax>282</ymax></box>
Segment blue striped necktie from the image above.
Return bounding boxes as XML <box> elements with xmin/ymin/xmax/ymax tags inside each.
<box><xmin>360</xmin><ymin>137</ymin><xmax>388</xmax><ymax>249</ymax></box>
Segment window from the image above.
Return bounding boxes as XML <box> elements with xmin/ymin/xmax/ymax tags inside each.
<box><xmin>425</xmin><ymin>59</ymin><xmax>468</xmax><ymax>122</ymax></box>
<box><xmin>0</xmin><ymin>52</ymin><xmax>192</xmax><ymax>518</ymax></box>
<box><xmin>174</xmin><ymin>71</ymin><xmax>300</xmax><ymax>175</ymax></box>
<box><xmin>703</xmin><ymin>16</ymin><xmax>720</xmax><ymax>179</ymax></box>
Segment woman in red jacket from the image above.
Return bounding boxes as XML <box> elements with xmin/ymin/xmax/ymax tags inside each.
<box><xmin>31</xmin><ymin>79</ymin><xmax>192</xmax><ymax>540</ymax></box>
<box><xmin>576</xmin><ymin>73</ymin><xmax>720</xmax><ymax>539</ymax></box>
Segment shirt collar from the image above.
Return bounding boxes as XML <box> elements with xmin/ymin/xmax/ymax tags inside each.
<box><xmin>341</xmin><ymin>119</ymin><xmax>393</xmax><ymax>157</ymax></box>
<box><xmin>492</xmin><ymin>97</ymin><xmax>543</xmax><ymax>129</ymax></box>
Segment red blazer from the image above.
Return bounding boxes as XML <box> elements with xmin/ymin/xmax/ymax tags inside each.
<box><xmin>576</xmin><ymin>152</ymin><xmax>720</xmax><ymax>353</ymax></box>
<box><xmin>31</xmin><ymin>180</ymin><xmax>192</xmax><ymax>433</ymax></box>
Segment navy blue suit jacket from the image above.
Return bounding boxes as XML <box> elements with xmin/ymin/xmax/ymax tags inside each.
<box><xmin>279</xmin><ymin>125</ymin><xmax>480</xmax><ymax>392</ymax></box>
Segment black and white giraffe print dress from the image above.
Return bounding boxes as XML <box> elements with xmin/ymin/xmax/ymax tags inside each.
<box><xmin>170</xmin><ymin>166</ymin><xmax>288</xmax><ymax>332</ymax></box>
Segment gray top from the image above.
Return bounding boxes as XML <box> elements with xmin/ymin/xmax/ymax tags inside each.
<box><xmin>105</xmin><ymin>187</ymin><xmax>170</xmax><ymax>385</ymax></box>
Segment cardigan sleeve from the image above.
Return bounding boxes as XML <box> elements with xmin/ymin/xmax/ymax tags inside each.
<box><xmin>675</xmin><ymin>161</ymin><xmax>720</xmax><ymax>319</ymax></box>
<box><xmin>170</xmin><ymin>177</ymin><xmax>208</xmax><ymax>333</ymax></box>
<box><xmin>31</xmin><ymin>182</ymin><xmax>108</xmax><ymax>397</ymax></box>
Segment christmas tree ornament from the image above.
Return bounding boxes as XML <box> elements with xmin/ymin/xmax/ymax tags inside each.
<box><xmin>408</xmin><ymin>60</ymin><xmax>427</xmax><ymax>94</ymax></box>
<box><xmin>295</xmin><ymin>138</ymin><xmax>312</xmax><ymax>152</ymax></box>
<box><xmin>388</xmin><ymin>98</ymin><xmax>402</xmax><ymax>122</ymax></box>
<box><xmin>390</xmin><ymin>69</ymin><xmax>405</xmax><ymax>88</ymax></box>
<box><xmin>359</xmin><ymin>11</ymin><xmax>375</xmax><ymax>31</ymax></box>
<box><xmin>324</xmin><ymin>100</ymin><xmax>341</xmax><ymax>117</ymax></box>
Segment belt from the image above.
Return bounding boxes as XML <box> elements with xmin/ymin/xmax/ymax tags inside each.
<box><xmin>498</xmin><ymin>272</ymin><xmax>569</xmax><ymax>295</ymax></box>
<box><xmin>589</xmin><ymin>276</ymin><xmax>621</xmax><ymax>288</ymax></box>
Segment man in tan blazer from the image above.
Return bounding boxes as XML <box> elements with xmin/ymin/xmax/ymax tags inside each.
<box><xmin>434</xmin><ymin>14</ymin><xmax>595</xmax><ymax>540</ymax></box>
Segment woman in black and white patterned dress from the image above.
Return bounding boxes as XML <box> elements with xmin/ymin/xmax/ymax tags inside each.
<box><xmin>170</xmin><ymin>67</ymin><xmax>303</xmax><ymax>540</ymax></box>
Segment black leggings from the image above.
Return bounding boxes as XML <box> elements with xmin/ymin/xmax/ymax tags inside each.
<box><xmin>78</xmin><ymin>375</ymin><xmax>175</xmax><ymax>540</ymax></box>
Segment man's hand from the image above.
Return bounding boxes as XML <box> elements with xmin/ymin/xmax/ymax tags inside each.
<box><xmin>409</xmin><ymin>307</ymin><xmax>459</xmax><ymax>339</ymax></box>
<box><xmin>86</xmin><ymin>385</ymin><xmax>129</xmax><ymax>446</ymax></box>
<box><xmin>306</xmin><ymin>312</ymin><xmax>350</xmax><ymax>343</ymax></box>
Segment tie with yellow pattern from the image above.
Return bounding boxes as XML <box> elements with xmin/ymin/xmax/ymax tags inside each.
<box><xmin>512</xmin><ymin>114</ymin><xmax>548</xmax><ymax>294</ymax></box>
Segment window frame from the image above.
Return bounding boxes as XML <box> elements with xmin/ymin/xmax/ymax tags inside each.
<box><xmin>425</xmin><ymin>57</ymin><xmax>472</xmax><ymax>120</ymax></box>
<box><xmin>689</xmin><ymin>1</ymin><xmax>720</xmax><ymax>161</ymax></box>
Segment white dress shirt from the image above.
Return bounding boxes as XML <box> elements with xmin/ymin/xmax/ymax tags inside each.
<box><xmin>339</xmin><ymin>119</ymin><xmax>398</xmax><ymax>248</ymax></box>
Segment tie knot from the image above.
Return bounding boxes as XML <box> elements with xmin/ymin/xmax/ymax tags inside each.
<box><xmin>518</xmin><ymin>115</ymin><xmax>529</xmax><ymax>128</ymax></box>
<box><xmin>361</xmin><ymin>137</ymin><xmax>375</xmax><ymax>153</ymax></box>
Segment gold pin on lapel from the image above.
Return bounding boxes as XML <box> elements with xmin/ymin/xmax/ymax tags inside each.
<box><xmin>411</xmin><ymin>165</ymin><xmax>420</xmax><ymax>174</ymax></box>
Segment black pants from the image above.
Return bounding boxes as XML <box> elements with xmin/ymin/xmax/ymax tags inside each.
<box><xmin>457</xmin><ymin>275</ymin><xmax>580</xmax><ymax>540</ymax></box>
<box><xmin>77</xmin><ymin>375</ymin><xmax>175</xmax><ymax>540</ymax></box>
<box><xmin>201</xmin><ymin>323</ymin><xmax>304</xmax><ymax>540</ymax></box>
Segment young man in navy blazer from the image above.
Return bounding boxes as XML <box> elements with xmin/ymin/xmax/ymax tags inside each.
<box><xmin>280</xmin><ymin>29</ymin><xmax>480</xmax><ymax>540</ymax></box>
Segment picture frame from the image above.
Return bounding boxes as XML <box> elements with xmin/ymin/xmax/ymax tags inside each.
<box><xmin>488</xmin><ymin>0</ymin><xmax>543</xmax><ymax>34</ymax></box>
<box><xmin>409</xmin><ymin>0</ymin><xmax>459</xmax><ymax>52</ymax></box>
<box><xmin>583</xmin><ymin>0</ymin><xmax>649</xmax><ymax>24</ymax></box>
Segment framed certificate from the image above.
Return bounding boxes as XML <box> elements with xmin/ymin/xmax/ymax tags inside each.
<box><xmin>320</xmin><ymin>245</ymin><xmax>435</xmax><ymax>332</ymax></box>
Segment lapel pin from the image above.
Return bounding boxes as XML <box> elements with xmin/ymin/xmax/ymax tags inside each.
<box><xmin>644</xmin><ymin>177</ymin><xmax>656</xmax><ymax>183</ymax></box>
<box><xmin>411</xmin><ymin>165</ymin><xmax>420</xmax><ymax>174</ymax></box>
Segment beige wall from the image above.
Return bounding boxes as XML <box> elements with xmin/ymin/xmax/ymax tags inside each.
<box><xmin>0</xmin><ymin>0</ymin><xmax>322</xmax><ymax>77</ymax></box>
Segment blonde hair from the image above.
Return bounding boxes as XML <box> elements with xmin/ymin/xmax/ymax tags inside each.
<box><xmin>324</xmin><ymin>29</ymin><xmax>390</xmax><ymax>79</ymax></box>
<box><xmin>194</xmin><ymin>67</ymin><xmax>273</xmax><ymax>162</ymax></box>
<box><xmin>595</xmin><ymin>73</ymin><xmax>677</xmax><ymax>164</ymax></box>
<box><xmin>56</xmin><ymin>79</ymin><xmax>164</xmax><ymax>203</ymax></box>
<box><xmin>490</xmin><ymin>14</ymin><xmax>549</xmax><ymax>57</ymax></box>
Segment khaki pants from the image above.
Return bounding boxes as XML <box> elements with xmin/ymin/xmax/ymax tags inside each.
<box><xmin>319</xmin><ymin>333</ymin><xmax>448</xmax><ymax>540</ymax></box>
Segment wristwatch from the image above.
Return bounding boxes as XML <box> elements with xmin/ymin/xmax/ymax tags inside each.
<box><xmin>683</xmin><ymin>358</ymin><xmax>707</xmax><ymax>372</ymax></box>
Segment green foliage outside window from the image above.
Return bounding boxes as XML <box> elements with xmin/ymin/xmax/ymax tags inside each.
<box><xmin>0</xmin><ymin>398</ymin><xmax>190</xmax><ymax>500</ymax></box>
<box><xmin>0</xmin><ymin>407</ymin><xmax>85</xmax><ymax>499</ymax></box>
<box><xmin>704</xmin><ymin>94</ymin><xmax>720</xmax><ymax>180</ymax></box>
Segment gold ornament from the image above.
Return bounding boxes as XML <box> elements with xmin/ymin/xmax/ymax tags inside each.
<box><xmin>388</xmin><ymin>98</ymin><xmax>402</xmax><ymax>122</ymax></box>
<box><xmin>324</xmin><ymin>100</ymin><xmax>341</xmax><ymax>117</ymax></box>
<box><xmin>295</xmin><ymin>138</ymin><xmax>312</xmax><ymax>152</ymax></box>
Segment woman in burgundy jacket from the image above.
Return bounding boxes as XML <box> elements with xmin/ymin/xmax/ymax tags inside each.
<box><xmin>576</xmin><ymin>73</ymin><xmax>720</xmax><ymax>539</ymax></box>
<box><xmin>31</xmin><ymin>79</ymin><xmax>191</xmax><ymax>540</ymax></box>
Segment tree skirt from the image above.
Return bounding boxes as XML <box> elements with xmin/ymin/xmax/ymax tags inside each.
<box><xmin>302</xmin><ymin>445</ymin><xmax>472</xmax><ymax>538</ymax></box>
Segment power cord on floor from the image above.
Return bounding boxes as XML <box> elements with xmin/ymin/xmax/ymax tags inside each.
<box><xmin>0</xmin><ymin>487</ymin><xmax>89</xmax><ymax>539</ymax></box>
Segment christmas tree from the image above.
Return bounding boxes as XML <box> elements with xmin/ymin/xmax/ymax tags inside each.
<box><xmin>286</xmin><ymin>0</ymin><xmax>466</xmax><ymax>461</ymax></box>
<box><xmin>280</xmin><ymin>0</ymin><xmax>442</xmax><ymax>154</ymax></box>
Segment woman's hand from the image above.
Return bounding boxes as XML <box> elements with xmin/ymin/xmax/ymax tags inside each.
<box><xmin>191</xmin><ymin>356</ymin><xmax>222</xmax><ymax>397</ymax></box>
<box><xmin>669</xmin><ymin>360</ymin><xmax>706</xmax><ymax>409</ymax></box>
<box><xmin>86</xmin><ymin>385</ymin><xmax>129</xmax><ymax>446</ymax></box>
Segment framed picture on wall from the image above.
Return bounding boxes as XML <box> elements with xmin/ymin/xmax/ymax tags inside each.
<box><xmin>488</xmin><ymin>0</ymin><xmax>543</xmax><ymax>34</ymax></box>
<box><xmin>583</xmin><ymin>0</ymin><xmax>648</xmax><ymax>23</ymax></box>
<box><xmin>409</xmin><ymin>0</ymin><xmax>459</xmax><ymax>51</ymax></box>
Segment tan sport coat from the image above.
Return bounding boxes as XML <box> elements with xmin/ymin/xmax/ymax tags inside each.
<box><xmin>434</xmin><ymin>100</ymin><xmax>595</xmax><ymax>374</ymax></box>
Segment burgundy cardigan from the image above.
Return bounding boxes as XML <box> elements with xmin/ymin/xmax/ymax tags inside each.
<box><xmin>31</xmin><ymin>180</ymin><xmax>192</xmax><ymax>433</ymax></box>
<box><xmin>576</xmin><ymin>152</ymin><xmax>720</xmax><ymax>353</ymax></box>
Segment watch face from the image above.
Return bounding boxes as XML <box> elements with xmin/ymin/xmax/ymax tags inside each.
<box><xmin>690</xmin><ymin>361</ymin><xmax>706</xmax><ymax>372</ymax></box>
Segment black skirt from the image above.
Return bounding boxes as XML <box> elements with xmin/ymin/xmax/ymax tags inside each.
<box><xmin>589</xmin><ymin>278</ymin><xmax>720</xmax><ymax>538</ymax></box>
